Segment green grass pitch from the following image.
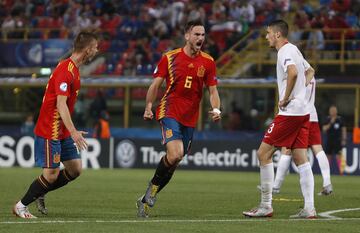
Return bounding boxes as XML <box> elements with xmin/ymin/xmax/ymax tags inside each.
<box><xmin>0</xmin><ymin>168</ymin><xmax>359</xmax><ymax>233</ymax></box>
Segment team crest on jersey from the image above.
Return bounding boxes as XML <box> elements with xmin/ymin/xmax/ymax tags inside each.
<box><xmin>53</xmin><ymin>153</ymin><xmax>61</xmax><ymax>163</ymax></box>
<box><xmin>60</xmin><ymin>82</ymin><xmax>68</xmax><ymax>92</ymax></box>
<box><xmin>188</xmin><ymin>63</ymin><xmax>194</xmax><ymax>68</ymax></box>
<box><xmin>166</xmin><ymin>129</ymin><xmax>173</xmax><ymax>138</ymax></box>
<box><xmin>197</xmin><ymin>65</ymin><xmax>205</xmax><ymax>77</ymax></box>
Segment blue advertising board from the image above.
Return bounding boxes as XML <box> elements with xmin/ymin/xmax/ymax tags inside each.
<box><xmin>0</xmin><ymin>40</ymin><xmax>71</xmax><ymax>67</ymax></box>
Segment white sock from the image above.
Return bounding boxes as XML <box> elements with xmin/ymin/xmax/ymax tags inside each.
<box><xmin>274</xmin><ymin>154</ymin><xmax>291</xmax><ymax>189</ymax></box>
<box><xmin>260</xmin><ymin>163</ymin><xmax>274</xmax><ymax>207</ymax></box>
<box><xmin>316</xmin><ymin>151</ymin><xmax>331</xmax><ymax>187</ymax></box>
<box><xmin>298</xmin><ymin>162</ymin><xmax>314</xmax><ymax>210</ymax></box>
<box><xmin>17</xmin><ymin>200</ymin><xmax>26</xmax><ymax>208</ymax></box>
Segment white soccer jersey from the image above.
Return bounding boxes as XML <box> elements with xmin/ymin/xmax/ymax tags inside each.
<box><xmin>305</xmin><ymin>76</ymin><xmax>319</xmax><ymax>122</ymax></box>
<box><xmin>276</xmin><ymin>43</ymin><xmax>309</xmax><ymax>116</ymax></box>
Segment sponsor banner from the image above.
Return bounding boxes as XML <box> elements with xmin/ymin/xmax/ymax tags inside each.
<box><xmin>113</xmin><ymin>138</ymin><xmax>360</xmax><ymax>175</ymax></box>
<box><xmin>0</xmin><ymin>40</ymin><xmax>71</xmax><ymax>67</ymax></box>
<box><xmin>0</xmin><ymin>136</ymin><xmax>109</xmax><ymax>169</ymax></box>
<box><xmin>1</xmin><ymin>135</ymin><xmax>360</xmax><ymax>175</ymax></box>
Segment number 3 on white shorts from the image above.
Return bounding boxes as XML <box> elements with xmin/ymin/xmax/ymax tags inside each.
<box><xmin>267</xmin><ymin>123</ymin><xmax>275</xmax><ymax>134</ymax></box>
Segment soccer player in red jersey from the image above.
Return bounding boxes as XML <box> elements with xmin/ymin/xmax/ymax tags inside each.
<box><xmin>136</xmin><ymin>20</ymin><xmax>221</xmax><ymax>218</ymax></box>
<box><xmin>13</xmin><ymin>31</ymin><xmax>98</xmax><ymax>219</ymax></box>
<box><xmin>242</xmin><ymin>20</ymin><xmax>316</xmax><ymax>219</ymax></box>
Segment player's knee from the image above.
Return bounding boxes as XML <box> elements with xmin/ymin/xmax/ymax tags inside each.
<box><xmin>44</xmin><ymin>173</ymin><xmax>58</xmax><ymax>184</ymax></box>
<box><xmin>68</xmin><ymin>168</ymin><xmax>82</xmax><ymax>179</ymax></box>
<box><xmin>167</xmin><ymin>150</ymin><xmax>184</xmax><ymax>164</ymax></box>
<box><xmin>256</xmin><ymin>150</ymin><xmax>265</xmax><ymax>161</ymax></box>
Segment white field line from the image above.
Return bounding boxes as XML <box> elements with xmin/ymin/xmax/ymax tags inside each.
<box><xmin>1</xmin><ymin>218</ymin><xmax>360</xmax><ymax>224</ymax></box>
<box><xmin>1</xmin><ymin>208</ymin><xmax>359</xmax><ymax>225</ymax></box>
<box><xmin>318</xmin><ymin>208</ymin><xmax>360</xmax><ymax>219</ymax></box>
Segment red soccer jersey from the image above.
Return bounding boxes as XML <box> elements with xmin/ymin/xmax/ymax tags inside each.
<box><xmin>154</xmin><ymin>48</ymin><xmax>218</xmax><ymax>127</ymax></box>
<box><xmin>34</xmin><ymin>58</ymin><xmax>80</xmax><ymax>140</ymax></box>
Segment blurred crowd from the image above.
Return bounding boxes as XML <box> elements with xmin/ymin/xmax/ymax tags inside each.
<box><xmin>0</xmin><ymin>0</ymin><xmax>290</xmax><ymax>75</ymax></box>
<box><xmin>1</xmin><ymin>0</ymin><xmax>359</xmax><ymax>76</ymax></box>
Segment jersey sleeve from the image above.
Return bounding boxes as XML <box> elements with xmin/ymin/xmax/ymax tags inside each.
<box><xmin>303</xmin><ymin>59</ymin><xmax>311</xmax><ymax>70</ymax></box>
<box><xmin>205</xmin><ymin>60</ymin><xmax>218</xmax><ymax>86</ymax></box>
<box><xmin>54</xmin><ymin>69</ymin><xmax>73</xmax><ymax>97</ymax></box>
<box><xmin>279</xmin><ymin>48</ymin><xmax>296</xmax><ymax>73</ymax></box>
<box><xmin>153</xmin><ymin>55</ymin><xmax>168</xmax><ymax>79</ymax></box>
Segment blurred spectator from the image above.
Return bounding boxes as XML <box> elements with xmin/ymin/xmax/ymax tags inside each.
<box><xmin>74</xmin><ymin>94</ymin><xmax>86</xmax><ymax>128</ymax></box>
<box><xmin>306</xmin><ymin>22</ymin><xmax>325</xmax><ymax>51</ymax></box>
<box><xmin>238</xmin><ymin>0</ymin><xmax>255</xmax><ymax>24</ymax></box>
<box><xmin>93</xmin><ymin>110</ymin><xmax>111</xmax><ymax>139</ymax></box>
<box><xmin>21</xmin><ymin>114</ymin><xmax>35</xmax><ymax>136</ymax></box>
<box><xmin>322</xmin><ymin>105</ymin><xmax>347</xmax><ymax>175</ymax></box>
<box><xmin>331</xmin><ymin>0</ymin><xmax>351</xmax><ymax>13</ymax></box>
<box><xmin>89</xmin><ymin>90</ymin><xmax>107</xmax><ymax>124</ymax></box>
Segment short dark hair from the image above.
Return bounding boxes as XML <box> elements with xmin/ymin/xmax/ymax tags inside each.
<box><xmin>73</xmin><ymin>31</ymin><xmax>98</xmax><ymax>52</ymax></box>
<box><xmin>184</xmin><ymin>20</ymin><xmax>204</xmax><ymax>33</ymax></box>
<box><xmin>268</xmin><ymin>20</ymin><xmax>289</xmax><ymax>37</ymax></box>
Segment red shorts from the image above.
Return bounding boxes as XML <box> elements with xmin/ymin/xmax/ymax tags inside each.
<box><xmin>308</xmin><ymin>121</ymin><xmax>322</xmax><ymax>146</ymax></box>
<box><xmin>263</xmin><ymin>114</ymin><xmax>310</xmax><ymax>149</ymax></box>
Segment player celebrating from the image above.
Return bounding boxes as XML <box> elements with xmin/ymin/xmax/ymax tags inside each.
<box><xmin>243</xmin><ymin>20</ymin><xmax>316</xmax><ymax>219</ymax></box>
<box><xmin>272</xmin><ymin>75</ymin><xmax>333</xmax><ymax>196</ymax></box>
<box><xmin>13</xmin><ymin>31</ymin><xmax>98</xmax><ymax>219</ymax></box>
<box><xmin>136</xmin><ymin>20</ymin><xmax>221</xmax><ymax>218</ymax></box>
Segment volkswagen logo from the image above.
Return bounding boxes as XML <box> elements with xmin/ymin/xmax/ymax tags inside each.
<box><xmin>116</xmin><ymin>140</ymin><xmax>136</xmax><ymax>168</ymax></box>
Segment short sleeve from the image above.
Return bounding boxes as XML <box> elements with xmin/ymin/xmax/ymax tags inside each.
<box><xmin>205</xmin><ymin>61</ymin><xmax>218</xmax><ymax>86</ymax></box>
<box><xmin>303</xmin><ymin>59</ymin><xmax>311</xmax><ymax>70</ymax></box>
<box><xmin>54</xmin><ymin>70</ymin><xmax>72</xmax><ymax>97</ymax></box>
<box><xmin>279</xmin><ymin>48</ymin><xmax>296</xmax><ymax>73</ymax></box>
<box><xmin>153</xmin><ymin>55</ymin><xmax>168</xmax><ymax>79</ymax></box>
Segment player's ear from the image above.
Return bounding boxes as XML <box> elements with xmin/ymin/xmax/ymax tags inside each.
<box><xmin>185</xmin><ymin>32</ymin><xmax>190</xmax><ymax>41</ymax></box>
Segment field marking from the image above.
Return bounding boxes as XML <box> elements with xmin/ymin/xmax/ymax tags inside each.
<box><xmin>273</xmin><ymin>198</ymin><xmax>302</xmax><ymax>202</ymax></box>
<box><xmin>318</xmin><ymin>208</ymin><xmax>360</xmax><ymax>219</ymax></box>
<box><xmin>1</xmin><ymin>218</ymin><xmax>360</xmax><ymax>225</ymax></box>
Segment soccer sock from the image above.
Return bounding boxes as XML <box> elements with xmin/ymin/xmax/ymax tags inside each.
<box><xmin>157</xmin><ymin>163</ymin><xmax>178</xmax><ymax>193</ymax></box>
<box><xmin>151</xmin><ymin>156</ymin><xmax>171</xmax><ymax>186</ymax></box>
<box><xmin>20</xmin><ymin>175</ymin><xmax>50</xmax><ymax>206</ymax></box>
<box><xmin>260</xmin><ymin>163</ymin><xmax>274</xmax><ymax>207</ymax></box>
<box><xmin>48</xmin><ymin>169</ymin><xmax>76</xmax><ymax>191</ymax></box>
<box><xmin>298</xmin><ymin>162</ymin><xmax>314</xmax><ymax>210</ymax></box>
<box><xmin>316</xmin><ymin>151</ymin><xmax>331</xmax><ymax>187</ymax></box>
<box><xmin>273</xmin><ymin>154</ymin><xmax>291</xmax><ymax>189</ymax></box>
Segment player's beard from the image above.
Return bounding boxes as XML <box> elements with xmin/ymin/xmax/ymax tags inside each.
<box><xmin>190</xmin><ymin>41</ymin><xmax>203</xmax><ymax>55</ymax></box>
<box><xmin>83</xmin><ymin>52</ymin><xmax>96</xmax><ymax>65</ymax></box>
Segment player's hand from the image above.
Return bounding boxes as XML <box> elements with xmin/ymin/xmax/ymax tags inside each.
<box><xmin>143</xmin><ymin>108</ymin><xmax>154</xmax><ymax>120</ymax></box>
<box><xmin>278</xmin><ymin>98</ymin><xmax>292</xmax><ymax>111</ymax></box>
<box><xmin>209</xmin><ymin>108</ymin><xmax>221</xmax><ymax>122</ymax></box>
<box><xmin>71</xmin><ymin>130</ymin><xmax>88</xmax><ymax>151</ymax></box>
